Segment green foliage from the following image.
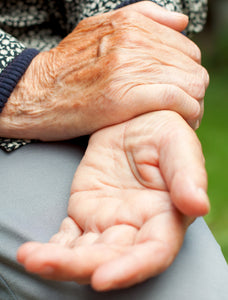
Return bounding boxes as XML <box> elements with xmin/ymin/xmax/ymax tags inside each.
<box><xmin>197</xmin><ymin>65</ymin><xmax>228</xmax><ymax>261</ymax></box>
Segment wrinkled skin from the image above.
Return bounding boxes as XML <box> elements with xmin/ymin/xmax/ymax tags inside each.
<box><xmin>0</xmin><ymin>2</ymin><xmax>209</xmax><ymax>140</ymax></box>
<box><xmin>17</xmin><ymin>111</ymin><xmax>209</xmax><ymax>291</ymax></box>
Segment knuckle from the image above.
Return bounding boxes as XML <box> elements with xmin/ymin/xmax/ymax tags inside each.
<box><xmin>190</xmin><ymin>43</ymin><xmax>202</xmax><ymax>63</ymax></box>
<box><xmin>194</xmin><ymin>82</ymin><xmax>205</xmax><ymax>100</ymax></box>
<box><xmin>202</xmin><ymin>67</ymin><xmax>210</xmax><ymax>88</ymax></box>
<box><xmin>194</xmin><ymin>101</ymin><xmax>201</xmax><ymax>119</ymax></box>
<box><xmin>77</xmin><ymin>14</ymin><xmax>102</xmax><ymax>30</ymax></box>
<box><xmin>192</xmin><ymin>67</ymin><xmax>208</xmax><ymax>100</ymax></box>
<box><xmin>164</xmin><ymin>85</ymin><xmax>181</xmax><ymax>106</ymax></box>
<box><xmin>117</xmin><ymin>30</ymin><xmax>139</xmax><ymax>46</ymax></box>
<box><xmin>106</xmin><ymin>51</ymin><xmax>121</xmax><ymax>69</ymax></box>
<box><xmin>77</xmin><ymin>17</ymin><xmax>90</xmax><ymax>29</ymax></box>
<box><xmin>199</xmin><ymin>99</ymin><xmax>204</xmax><ymax>118</ymax></box>
<box><xmin>164</xmin><ymin>85</ymin><xmax>201</xmax><ymax>120</ymax></box>
<box><xmin>112</xmin><ymin>9</ymin><xmax>139</xmax><ymax>25</ymax></box>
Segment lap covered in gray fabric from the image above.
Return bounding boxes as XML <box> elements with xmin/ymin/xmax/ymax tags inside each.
<box><xmin>0</xmin><ymin>141</ymin><xmax>227</xmax><ymax>300</ymax></box>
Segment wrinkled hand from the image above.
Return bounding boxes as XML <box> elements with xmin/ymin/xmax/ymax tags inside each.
<box><xmin>17</xmin><ymin>111</ymin><xmax>209</xmax><ymax>291</ymax></box>
<box><xmin>0</xmin><ymin>1</ymin><xmax>208</xmax><ymax>140</ymax></box>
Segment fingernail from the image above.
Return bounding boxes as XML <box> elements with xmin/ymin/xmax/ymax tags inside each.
<box><xmin>194</xmin><ymin>120</ymin><xmax>200</xmax><ymax>130</ymax></box>
<box><xmin>197</xmin><ymin>188</ymin><xmax>210</xmax><ymax>211</ymax></box>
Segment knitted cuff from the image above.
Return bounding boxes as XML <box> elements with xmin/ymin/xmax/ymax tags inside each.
<box><xmin>0</xmin><ymin>48</ymin><xmax>40</xmax><ymax>113</ymax></box>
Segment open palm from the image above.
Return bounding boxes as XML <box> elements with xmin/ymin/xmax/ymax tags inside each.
<box><xmin>17</xmin><ymin>111</ymin><xmax>209</xmax><ymax>291</ymax></box>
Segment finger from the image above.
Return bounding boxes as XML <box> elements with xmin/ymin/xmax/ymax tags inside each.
<box><xmin>92</xmin><ymin>210</ymin><xmax>186</xmax><ymax>291</ymax></box>
<box><xmin>121</xmin><ymin>1</ymin><xmax>189</xmax><ymax>32</ymax></box>
<box><xmin>156</xmin><ymin>66</ymin><xmax>207</xmax><ymax>101</ymax></box>
<box><xmin>158</xmin><ymin>112</ymin><xmax>210</xmax><ymax>216</ymax></box>
<box><xmin>17</xmin><ymin>242</ymin><xmax>43</xmax><ymax>264</ymax></box>
<box><xmin>125</xmin><ymin>61</ymin><xmax>206</xmax><ymax>101</ymax></box>
<box><xmin>17</xmin><ymin>242</ymin><xmax>127</xmax><ymax>283</ymax></box>
<box><xmin>149</xmin><ymin>26</ymin><xmax>202</xmax><ymax>64</ymax></box>
<box><xmin>139</xmin><ymin>40</ymin><xmax>206</xmax><ymax>76</ymax></box>
<box><xmin>92</xmin><ymin>242</ymin><xmax>169</xmax><ymax>291</ymax></box>
<box><xmin>188</xmin><ymin>99</ymin><xmax>204</xmax><ymax>130</ymax></box>
<box><xmin>115</xmin><ymin>7</ymin><xmax>200</xmax><ymax>63</ymax></box>
<box><xmin>113</xmin><ymin>41</ymin><xmax>208</xmax><ymax>99</ymax></box>
<box><xmin>123</xmin><ymin>84</ymin><xmax>200</xmax><ymax>123</ymax></box>
<box><xmin>71</xmin><ymin>232</ymin><xmax>100</xmax><ymax>247</ymax></box>
<box><xmin>49</xmin><ymin>217</ymin><xmax>82</xmax><ymax>246</ymax></box>
<box><xmin>95</xmin><ymin>225</ymin><xmax>137</xmax><ymax>246</ymax></box>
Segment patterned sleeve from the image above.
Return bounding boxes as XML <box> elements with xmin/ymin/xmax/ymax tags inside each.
<box><xmin>73</xmin><ymin>0</ymin><xmax>208</xmax><ymax>36</ymax></box>
<box><xmin>147</xmin><ymin>0</ymin><xmax>208</xmax><ymax>35</ymax></box>
<box><xmin>0</xmin><ymin>30</ymin><xmax>25</xmax><ymax>72</ymax></box>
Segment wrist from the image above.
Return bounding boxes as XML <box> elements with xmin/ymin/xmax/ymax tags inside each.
<box><xmin>0</xmin><ymin>51</ymin><xmax>52</xmax><ymax>138</ymax></box>
<box><xmin>0</xmin><ymin>48</ymin><xmax>40</xmax><ymax>112</ymax></box>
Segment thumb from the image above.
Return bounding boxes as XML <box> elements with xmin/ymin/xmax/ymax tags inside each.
<box><xmin>159</xmin><ymin>113</ymin><xmax>210</xmax><ymax>217</ymax></box>
<box><xmin>121</xmin><ymin>1</ymin><xmax>189</xmax><ymax>32</ymax></box>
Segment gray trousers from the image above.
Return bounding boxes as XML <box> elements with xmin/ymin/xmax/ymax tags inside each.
<box><xmin>0</xmin><ymin>140</ymin><xmax>227</xmax><ymax>300</ymax></box>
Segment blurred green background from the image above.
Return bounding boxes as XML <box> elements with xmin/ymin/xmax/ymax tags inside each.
<box><xmin>194</xmin><ymin>0</ymin><xmax>228</xmax><ymax>261</ymax></box>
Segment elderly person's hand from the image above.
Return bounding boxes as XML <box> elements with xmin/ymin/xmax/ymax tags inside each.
<box><xmin>17</xmin><ymin>110</ymin><xmax>209</xmax><ymax>291</ymax></box>
<box><xmin>0</xmin><ymin>2</ymin><xmax>208</xmax><ymax>140</ymax></box>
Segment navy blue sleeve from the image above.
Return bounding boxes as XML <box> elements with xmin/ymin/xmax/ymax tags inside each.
<box><xmin>0</xmin><ymin>48</ymin><xmax>39</xmax><ymax>113</ymax></box>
